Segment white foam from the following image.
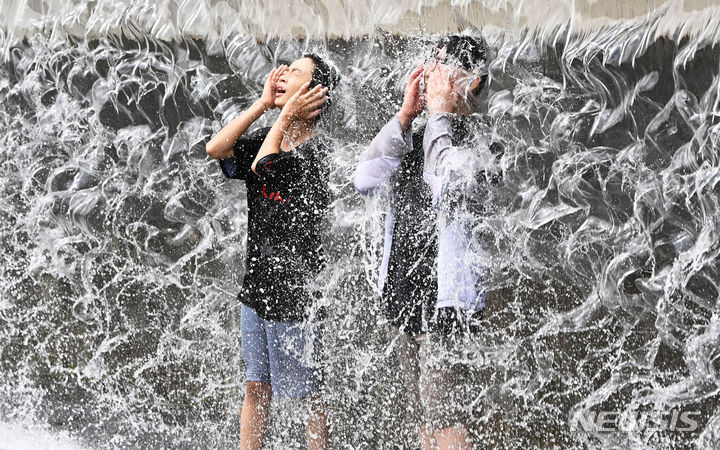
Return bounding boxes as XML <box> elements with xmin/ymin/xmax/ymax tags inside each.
<box><xmin>0</xmin><ymin>421</ymin><xmax>89</xmax><ymax>450</ymax></box>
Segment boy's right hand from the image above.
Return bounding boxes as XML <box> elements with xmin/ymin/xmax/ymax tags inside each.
<box><xmin>259</xmin><ymin>65</ymin><xmax>288</xmax><ymax>110</ymax></box>
<box><xmin>397</xmin><ymin>64</ymin><xmax>425</xmax><ymax>131</ymax></box>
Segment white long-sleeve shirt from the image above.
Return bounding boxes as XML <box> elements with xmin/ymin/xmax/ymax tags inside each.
<box><xmin>354</xmin><ymin>116</ymin><xmax>413</xmax><ymax>196</ymax></box>
<box><xmin>353</xmin><ymin>116</ymin><xmax>414</xmax><ymax>294</ymax></box>
<box><xmin>355</xmin><ymin>113</ymin><xmax>493</xmax><ymax>312</ymax></box>
<box><xmin>423</xmin><ymin>113</ymin><xmax>495</xmax><ymax>312</ymax></box>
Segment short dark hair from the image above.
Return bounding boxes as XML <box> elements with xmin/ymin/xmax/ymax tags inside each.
<box><xmin>302</xmin><ymin>53</ymin><xmax>340</xmax><ymax>120</ymax></box>
<box><xmin>303</xmin><ymin>53</ymin><xmax>340</xmax><ymax>91</ymax></box>
<box><xmin>432</xmin><ymin>35</ymin><xmax>488</xmax><ymax>73</ymax></box>
<box><xmin>432</xmin><ymin>35</ymin><xmax>488</xmax><ymax>95</ymax></box>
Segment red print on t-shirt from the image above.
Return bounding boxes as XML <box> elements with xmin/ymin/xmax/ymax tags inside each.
<box><xmin>262</xmin><ymin>184</ymin><xmax>289</xmax><ymax>203</ymax></box>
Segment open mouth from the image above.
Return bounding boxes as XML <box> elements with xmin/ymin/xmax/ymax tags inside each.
<box><xmin>275</xmin><ymin>86</ymin><xmax>286</xmax><ymax>96</ymax></box>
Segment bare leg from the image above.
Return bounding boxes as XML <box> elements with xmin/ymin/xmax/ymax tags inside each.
<box><xmin>394</xmin><ymin>330</ymin><xmax>434</xmax><ymax>449</ymax></box>
<box><xmin>304</xmin><ymin>397</ymin><xmax>328</xmax><ymax>450</ymax></box>
<box><xmin>240</xmin><ymin>381</ymin><xmax>272</xmax><ymax>450</ymax></box>
<box><xmin>434</xmin><ymin>424</ymin><xmax>473</xmax><ymax>450</ymax></box>
<box><xmin>420</xmin><ymin>423</ymin><xmax>437</xmax><ymax>450</ymax></box>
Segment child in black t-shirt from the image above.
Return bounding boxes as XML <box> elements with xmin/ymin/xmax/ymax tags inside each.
<box><xmin>207</xmin><ymin>54</ymin><xmax>338</xmax><ymax>450</ymax></box>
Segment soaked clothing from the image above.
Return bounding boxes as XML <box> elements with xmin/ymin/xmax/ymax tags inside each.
<box><xmin>354</xmin><ymin>117</ymin><xmax>437</xmax><ymax>335</ymax></box>
<box><xmin>422</xmin><ymin>113</ymin><xmax>499</xmax><ymax>313</ymax></box>
<box><xmin>354</xmin><ymin>115</ymin><xmax>494</xmax><ymax>334</ymax></box>
<box><xmin>357</xmin><ymin>114</ymin><xmax>498</xmax><ymax>433</ymax></box>
<box><xmin>241</xmin><ymin>304</ymin><xmax>323</xmax><ymax>398</ymax></box>
<box><xmin>219</xmin><ymin>128</ymin><xmax>331</xmax><ymax>322</ymax></box>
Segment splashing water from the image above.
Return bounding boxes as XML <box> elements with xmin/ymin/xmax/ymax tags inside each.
<box><xmin>1</xmin><ymin>1</ymin><xmax>719</xmax><ymax>448</ymax></box>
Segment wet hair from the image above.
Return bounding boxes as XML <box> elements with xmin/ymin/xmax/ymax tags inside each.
<box><xmin>302</xmin><ymin>53</ymin><xmax>340</xmax><ymax>120</ymax></box>
<box><xmin>303</xmin><ymin>53</ymin><xmax>340</xmax><ymax>91</ymax></box>
<box><xmin>432</xmin><ymin>34</ymin><xmax>488</xmax><ymax>95</ymax></box>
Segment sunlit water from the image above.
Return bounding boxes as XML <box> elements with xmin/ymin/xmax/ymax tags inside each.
<box><xmin>1</xmin><ymin>2</ymin><xmax>719</xmax><ymax>449</ymax></box>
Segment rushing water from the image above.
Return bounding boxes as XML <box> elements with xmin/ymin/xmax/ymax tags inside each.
<box><xmin>1</xmin><ymin>2</ymin><xmax>719</xmax><ymax>449</ymax></box>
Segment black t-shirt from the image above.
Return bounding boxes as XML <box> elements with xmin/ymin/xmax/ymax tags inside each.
<box><xmin>219</xmin><ymin>127</ymin><xmax>331</xmax><ymax>322</ymax></box>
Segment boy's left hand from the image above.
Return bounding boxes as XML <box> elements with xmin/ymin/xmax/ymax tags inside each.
<box><xmin>279</xmin><ymin>82</ymin><xmax>329</xmax><ymax>122</ymax></box>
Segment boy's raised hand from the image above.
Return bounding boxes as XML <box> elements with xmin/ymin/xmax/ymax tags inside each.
<box><xmin>279</xmin><ymin>82</ymin><xmax>329</xmax><ymax>122</ymax></box>
<box><xmin>425</xmin><ymin>64</ymin><xmax>459</xmax><ymax>115</ymax></box>
<box><xmin>259</xmin><ymin>65</ymin><xmax>288</xmax><ymax>110</ymax></box>
<box><xmin>398</xmin><ymin>64</ymin><xmax>425</xmax><ymax>131</ymax></box>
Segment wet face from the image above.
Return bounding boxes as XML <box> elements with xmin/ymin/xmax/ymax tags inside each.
<box><xmin>275</xmin><ymin>57</ymin><xmax>315</xmax><ymax>108</ymax></box>
<box><xmin>426</xmin><ymin>46</ymin><xmax>480</xmax><ymax>88</ymax></box>
<box><xmin>424</xmin><ymin>45</ymin><xmax>484</xmax><ymax>110</ymax></box>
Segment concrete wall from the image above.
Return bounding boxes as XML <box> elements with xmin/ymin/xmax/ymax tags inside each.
<box><xmin>1</xmin><ymin>0</ymin><xmax>719</xmax><ymax>42</ymax></box>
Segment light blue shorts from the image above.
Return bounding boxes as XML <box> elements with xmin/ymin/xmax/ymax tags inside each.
<box><xmin>240</xmin><ymin>305</ymin><xmax>324</xmax><ymax>398</ymax></box>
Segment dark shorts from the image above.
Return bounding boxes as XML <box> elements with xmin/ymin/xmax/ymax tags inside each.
<box><xmin>241</xmin><ymin>305</ymin><xmax>324</xmax><ymax>398</ymax></box>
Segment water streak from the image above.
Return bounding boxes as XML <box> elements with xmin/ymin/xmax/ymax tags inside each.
<box><xmin>1</xmin><ymin>2</ymin><xmax>719</xmax><ymax>448</ymax></box>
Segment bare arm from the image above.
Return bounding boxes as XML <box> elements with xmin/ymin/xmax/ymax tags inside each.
<box><xmin>251</xmin><ymin>111</ymin><xmax>287</xmax><ymax>171</ymax></box>
<box><xmin>397</xmin><ymin>64</ymin><xmax>425</xmax><ymax>131</ymax></box>
<box><xmin>205</xmin><ymin>65</ymin><xmax>287</xmax><ymax>159</ymax></box>
<box><xmin>206</xmin><ymin>101</ymin><xmax>268</xmax><ymax>159</ymax></box>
